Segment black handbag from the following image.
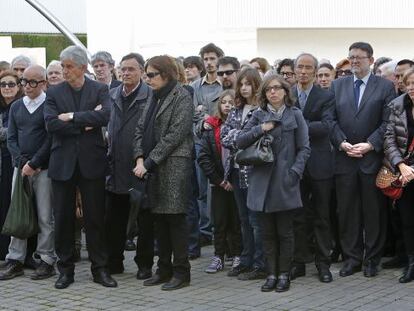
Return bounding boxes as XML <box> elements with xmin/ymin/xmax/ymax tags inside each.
<box><xmin>235</xmin><ymin>134</ymin><xmax>274</xmax><ymax>166</ymax></box>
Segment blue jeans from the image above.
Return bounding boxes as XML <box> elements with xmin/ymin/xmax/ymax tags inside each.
<box><xmin>195</xmin><ymin>143</ymin><xmax>212</xmax><ymax>238</ymax></box>
<box><xmin>231</xmin><ymin>168</ymin><xmax>264</xmax><ymax>269</ymax></box>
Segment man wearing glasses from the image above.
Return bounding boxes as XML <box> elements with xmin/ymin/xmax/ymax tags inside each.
<box><xmin>0</xmin><ymin>65</ymin><xmax>56</xmax><ymax>282</ymax></box>
<box><xmin>329</xmin><ymin>42</ymin><xmax>396</xmax><ymax>278</ymax></box>
<box><xmin>276</xmin><ymin>58</ymin><xmax>296</xmax><ymax>87</ymax></box>
<box><xmin>217</xmin><ymin>56</ymin><xmax>240</xmax><ymax>90</ymax></box>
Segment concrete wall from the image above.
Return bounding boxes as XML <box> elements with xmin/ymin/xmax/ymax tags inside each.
<box><xmin>257</xmin><ymin>28</ymin><xmax>414</xmax><ymax>66</ymax></box>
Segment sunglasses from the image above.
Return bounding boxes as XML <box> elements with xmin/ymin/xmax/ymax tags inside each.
<box><xmin>20</xmin><ymin>79</ymin><xmax>45</xmax><ymax>88</ymax></box>
<box><xmin>217</xmin><ymin>70</ymin><xmax>238</xmax><ymax>77</ymax></box>
<box><xmin>0</xmin><ymin>82</ymin><xmax>18</xmax><ymax>88</ymax></box>
<box><xmin>337</xmin><ymin>69</ymin><xmax>352</xmax><ymax>76</ymax></box>
<box><xmin>145</xmin><ymin>72</ymin><xmax>160</xmax><ymax>79</ymax></box>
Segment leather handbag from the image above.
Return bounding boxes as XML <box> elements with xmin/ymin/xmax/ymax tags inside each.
<box><xmin>235</xmin><ymin>134</ymin><xmax>274</xmax><ymax>166</ymax></box>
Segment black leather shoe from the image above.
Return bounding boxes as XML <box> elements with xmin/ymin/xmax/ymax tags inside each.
<box><xmin>339</xmin><ymin>262</ymin><xmax>361</xmax><ymax>277</ymax></box>
<box><xmin>0</xmin><ymin>260</ymin><xmax>24</xmax><ymax>280</ymax></box>
<box><xmin>382</xmin><ymin>256</ymin><xmax>407</xmax><ymax>269</ymax></box>
<box><xmin>399</xmin><ymin>255</ymin><xmax>414</xmax><ymax>283</ymax></box>
<box><xmin>317</xmin><ymin>266</ymin><xmax>333</xmax><ymax>283</ymax></box>
<box><xmin>143</xmin><ymin>274</ymin><xmax>170</xmax><ymax>286</ymax></box>
<box><xmin>363</xmin><ymin>262</ymin><xmax>378</xmax><ymax>278</ymax></box>
<box><xmin>55</xmin><ymin>274</ymin><xmax>74</xmax><ymax>289</ymax></box>
<box><xmin>275</xmin><ymin>273</ymin><xmax>290</xmax><ymax>292</ymax></box>
<box><xmin>93</xmin><ymin>270</ymin><xmax>118</xmax><ymax>287</ymax></box>
<box><xmin>31</xmin><ymin>261</ymin><xmax>56</xmax><ymax>280</ymax></box>
<box><xmin>261</xmin><ymin>276</ymin><xmax>277</xmax><ymax>292</ymax></box>
<box><xmin>290</xmin><ymin>263</ymin><xmax>306</xmax><ymax>280</ymax></box>
<box><xmin>161</xmin><ymin>277</ymin><xmax>190</xmax><ymax>291</ymax></box>
<box><xmin>136</xmin><ymin>268</ymin><xmax>152</xmax><ymax>280</ymax></box>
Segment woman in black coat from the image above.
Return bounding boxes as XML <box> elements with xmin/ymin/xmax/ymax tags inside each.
<box><xmin>383</xmin><ymin>68</ymin><xmax>414</xmax><ymax>283</ymax></box>
<box><xmin>236</xmin><ymin>74</ymin><xmax>310</xmax><ymax>292</ymax></box>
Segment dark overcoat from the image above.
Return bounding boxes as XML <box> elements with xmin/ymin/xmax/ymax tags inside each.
<box><xmin>133</xmin><ymin>83</ymin><xmax>194</xmax><ymax>214</ymax></box>
<box><xmin>236</xmin><ymin>105</ymin><xmax>310</xmax><ymax>213</ymax></box>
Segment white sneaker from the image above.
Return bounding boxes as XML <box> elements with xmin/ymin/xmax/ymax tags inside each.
<box><xmin>205</xmin><ymin>256</ymin><xmax>223</xmax><ymax>274</ymax></box>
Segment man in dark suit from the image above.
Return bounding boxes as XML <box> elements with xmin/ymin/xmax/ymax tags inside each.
<box><xmin>290</xmin><ymin>53</ymin><xmax>335</xmax><ymax>283</ymax></box>
<box><xmin>330</xmin><ymin>42</ymin><xmax>396</xmax><ymax>277</ymax></box>
<box><xmin>44</xmin><ymin>45</ymin><xmax>117</xmax><ymax>289</ymax></box>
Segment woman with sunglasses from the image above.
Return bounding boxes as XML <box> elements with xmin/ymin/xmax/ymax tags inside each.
<box><xmin>133</xmin><ymin>55</ymin><xmax>193</xmax><ymax>291</ymax></box>
<box><xmin>236</xmin><ymin>74</ymin><xmax>310</xmax><ymax>292</ymax></box>
<box><xmin>0</xmin><ymin>70</ymin><xmax>23</xmax><ymax>260</ymax></box>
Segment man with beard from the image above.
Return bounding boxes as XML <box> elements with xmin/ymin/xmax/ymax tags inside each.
<box><xmin>217</xmin><ymin>57</ymin><xmax>240</xmax><ymax>90</ymax></box>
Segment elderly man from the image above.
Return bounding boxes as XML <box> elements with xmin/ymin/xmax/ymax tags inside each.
<box><xmin>46</xmin><ymin>60</ymin><xmax>64</xmax><ymax>86</ymax></box>
<box><xmin>105</xmin><ymin>52</ymin><xmax>153</xmax><ymax>279</ymax></box>
<box><xmin>11</xmin><ymin>55</ymin><xmax>31</xmax><ymax>79</ymax></box>
<box><xmin>44</xmin><ymin>45</ymin><xmax>116</xmax><ymax>289</ymax></box>
<box><xmin>0</xmin><ymin>65</ymin><xmax>55</xmax><ymax>281</ymax></box>
<box><xmin>91</xmin><ymin>51</ymin><xmax>121</xmax><ymax>89</ymax></box>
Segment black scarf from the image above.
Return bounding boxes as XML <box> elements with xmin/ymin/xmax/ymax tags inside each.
<box><xmin>142</xmin><ymin>79</ymin><xmax>177</xmax><ymax>158</ymax></box>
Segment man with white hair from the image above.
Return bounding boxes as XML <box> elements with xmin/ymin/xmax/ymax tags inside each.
<box><xmin>46</xmin><ymin>60</ymin><xmax>64</xmax><ymax>86</ymax></box>
<box><xmin>11</xmin><ymin>55</ymin><xmax>32</xmax><ymax>79</ymax></box>
<box><xmin>44</xmin><ymin>45</ymin><xmax>117</xmax><ymax>289</ymax></box>
<box><xmin>91</xmin><ymin>51</ymin><xmax>121</xmax><ymax>89</ymax></box>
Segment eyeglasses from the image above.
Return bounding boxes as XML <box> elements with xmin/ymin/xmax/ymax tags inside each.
<box><xmin>265</xmin><ymin>85</ymin><xmax>284</xmax><ymax>93</ymax></box>
<box><xmin>217</xmin><ymin>70</ymin><xmax>238</xmax><ymax>77</ymax></box>
<box><xmin>337</xmin><ymin>69</ymin><xmax>352</xmax><ymax>76</ymax></box>
<box><xmin>145</xmin><ymin>72</ymin><xmax>160</xmax><ymax>79</ymax></box>
<box><xmin>0</xmin><ymin>82</ymin><xmax>18</xmax><ymax>88</ymax></box>
<box><xmin>348</xmin><ymin>56</ymin><xmax>370</xmax><ymax>62</ymax></box>
<box><xmin>280</xmin><ymin>72</ymin><xmax>294</xmax><ymax>78</ymax></box>
<box><xmin>20</xmin><ymin>79</ymin><xmax>45</xmax><ymax>88</ymax></box>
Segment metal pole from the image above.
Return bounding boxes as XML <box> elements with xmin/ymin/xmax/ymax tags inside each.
<box><xmin>24</xmin><ymin>0</ymin><xmax>90</xmax><ymax>58</ymax></box>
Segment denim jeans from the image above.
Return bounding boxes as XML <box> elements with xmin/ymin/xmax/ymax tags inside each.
<box><xmin>231</xmin><ymin>168</ymin><xmax>264</xmax><ymax>269</ymax></box>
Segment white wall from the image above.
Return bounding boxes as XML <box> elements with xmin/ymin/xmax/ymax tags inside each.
<box><xmin>258</xmin><ymin>28</ymin><xmax>414</xmax><ymax>66</ymax></box>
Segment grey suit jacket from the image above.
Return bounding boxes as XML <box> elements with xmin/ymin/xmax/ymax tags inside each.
<box><xmin>329</xmin><ymin>74</ymin><xmax>396</xmax><ymax>174</ymax></box>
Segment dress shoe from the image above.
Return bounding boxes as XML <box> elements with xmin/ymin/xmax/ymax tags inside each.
<box><xmin>261</xmin><ymin>276</ymin><xmax>277</xmax><ymax>292</ymax></box>
<box><xmin>237</xmin><ymin>267</ymin><xmax>267</xmax><ymax>280</ymax></box>
<box><xmin>93</xmin><ymin>270</ymin><xmax>118</xmax><ymax>287</ymax></box>
<box><xmin>136</xmin><ymin>268</ymin><xmax>152</xmax><ymax>280</ymax></box>
<box><xmin>290</xmin><ymin>263</ymin><xmax>306</xmax><ymax>280</ymax></box>
<box><xmin>275</xmin><ymin>273</ymin><xmax>290</xmax><ymax>292</ymax></box>
<box><xmin>317</xmin><ymin>266</ymin><xmax>333</xmax><ymax>283</ymax></box>
<box><xmin>31</xmin><ymin>261</ymin><xmax>56</xmax><ymax>280</ymax></box>
<box><xmin>124</xmin><ymin>239</ymin><xmax>136</xmax><ymax>251</ymax></box>
<box><xmin>0</xmin><ymin>260</ymin><xmax>24</xmax><ymax>280</ymax></box>
<box><xmin>339</xmin><ymin>262</ymin><xmax>361</xmax><ymax>277</ymax></box>
<box><xmin>363</xmin><ymin>262</ymin><xmax>378</xmax><ymax>277</ymax></box>
<box><xmin>143</xmin><ymin>274</ymin><xmax>170</xmax><ymax>286</ymax></box>
<box><xmin>161</xmin><ymin>277</ymin><xmax>190</xmax><ymax>291</ymax></box>
<box><xmin>55</xmin><ymin>274</ymin><xmax>74</xmax><ymax>289</ymax></box>
<box><xmin>399</xmin><ymin>255</ymin><xmax>414</xmax><ymax>283</ymax></box>
<box><xmin>382</xmin><ymin>256</ymin><xmax>407</xmax><ymax>269</ymax></box>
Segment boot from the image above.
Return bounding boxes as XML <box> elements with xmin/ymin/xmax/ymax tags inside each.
<box><xmin>399</xmin><ymin>255</ymin><xmax>414</xmax><ymax>283</ymax></box>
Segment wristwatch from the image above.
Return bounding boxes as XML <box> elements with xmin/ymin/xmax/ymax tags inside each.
<box><xmin>68</xmin><ymin>112</ymin><xmax>74</xmax><ymax>121</ymax></box>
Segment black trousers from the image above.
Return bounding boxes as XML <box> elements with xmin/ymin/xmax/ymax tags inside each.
<box><xmin>211</xmin><ymin>186</ymin><xmax>241</xmax><ymax>258</ymax></box>
<box><xmin>52</xmin><ymin>166</ymin><xmax>107</xmax><ymax>276</ymax></box>
<box><xmin>336</xmin><ymin>171</ymin><xmax>387</xmax><ymax>266</ymax></box>
<box><xmin>155</xmin><ymin>213</ymin><xmax>190</xmax><ymax>281</ymax></box>
<box><xmin>258</xmin><ymin>210</ymin><xmax>294</xmax><ymax>275</ymax></box>
<box><xmin>294</xmin><ymin>175</ymin><xmax>333</xmax><ymax>266</ymax></box>
<box><xmin>396</xmin><ymin>182</ymin><xmax>414</xmax><ymax>255</ymax></box>
<box><xmin>134</xmin><ymin>209</ymin><xmax>154</xmax><ymax>270</ymax></box>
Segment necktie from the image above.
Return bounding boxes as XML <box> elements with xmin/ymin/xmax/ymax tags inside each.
<box><xmin>299</xmin><ymin>91</ymin><xmax>307</xmax><ymax>110</ymax></box>
<box><xmin>354</xmin><ymin>79</ymin><xmax>363</xmax><ymax>108</ymax></box>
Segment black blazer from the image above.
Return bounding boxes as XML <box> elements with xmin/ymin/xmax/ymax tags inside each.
<box><xmin>293</xmin><ymin>85</ymin><xmax>335</xmax><ymax>180</ymax></box>
<box><xmin>329</xmin><ymin>74</ymin><xmax>396</xmax><ymax>174</ymax></box>
<box><xmin>198</xmin><ymin>127</ymin><xmax>224</xmax><ymax>186</ymax></box>
<box><xmin>44</xmin><ymin>77</ymin><xmax>111</xmax><ymax>181</ymax></box>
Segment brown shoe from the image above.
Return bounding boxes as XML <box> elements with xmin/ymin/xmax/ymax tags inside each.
<box><xmin>31</xmin><ymin>261</ymin><xmax>56</xmax><ymax>280</ymax></box>
<box><xmin>0</xmin><ymin>260</ymin><xmax>24</xmax><ymax>280</ymax></box>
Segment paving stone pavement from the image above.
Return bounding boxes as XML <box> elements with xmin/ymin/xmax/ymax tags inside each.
<box><xmin>1</xmin><ymin>243</ymin><xmax>413</xmax><ymax>311</ymax></box>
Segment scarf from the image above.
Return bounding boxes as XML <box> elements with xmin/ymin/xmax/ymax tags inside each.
<box><xmin>205</xmin><ymin>116</ymin><xmax>223</xmax><ymax>155</ymax></box>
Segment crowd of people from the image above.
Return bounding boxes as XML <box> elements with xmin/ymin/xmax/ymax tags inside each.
<box><xmin>0</xmin><ymin>40</ymin><xmax>413</xmax><ymax>293</ymax></box>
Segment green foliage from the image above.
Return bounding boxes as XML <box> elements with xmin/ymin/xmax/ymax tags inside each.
<box><xmin>1</xmin><ymin>33</ymin><xmax>87</xmax><ymax>65</ymax></box>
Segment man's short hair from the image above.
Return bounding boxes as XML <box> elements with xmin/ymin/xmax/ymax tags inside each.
<box><xmin>47</xmin><ymin>60</ymin><xmax>62</xmax><ymax>72</ymax></box>
<box><xmin>199</xmin><ymin>43</ymin><xmax>224</xmax><ymax>58</ymax></box>
<box><xmin>91</xmin><ymin>51</ymin><xmax>115</xmax><ymax>66</ymax></box>
<box><xmin>11</xmin><ymin>55</ymin><xmax>31</xmax><ymax>68</ymax></box>
<box><xmin>217</xmin><ymin>56</ymin><xmax>240</xmax><ymax>70</ymax></box>
<box><xmin>397</xmin><ymin>59</ymin><xmax>414</xmax><ymax>68</ymax></box>
<box><xmin>294</xmin><ymin>53</ymin><xmax>319</xmax><ymax>70</ymax></box>
<box><xmin>183</xmin><ymin>56</ymin><xmax>204</xmax><ymax>71</ymax></box>
<box><xmin>349</xmin><ymin>42</ymin><xmax>374</xmax><ymax>58</ymax></box>
<box><xmin>0</xmin><ymin>61</ymin><xmax>10</xmax><ymax>71</ymax></box>
<box><xmin>60</xmin><ymin>46</ymin><xmax>89</xmax><ymax>67</ymax></box>
<box><xmin>318</xmin><ymin>63</ymin><xmax>334</xmax><ymax>71</ymax></box>
<box><xmin>120</xmin><ymin>53</ymin><xmax>145</xmax><ymax>68</ymax></box>
<box><xmin>276</xmin><ymin>58</ymin><xmax>294</xmax><ymax>74</ymax></box>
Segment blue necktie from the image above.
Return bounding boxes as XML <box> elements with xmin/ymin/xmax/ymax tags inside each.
<box><xmin>354</xmin><ymin>79</ymin><xmax>363</xmax><ymax>108</ymax></box>
<box><xmin>299</xmin><ymin>91</ymin><xmax>307</xmax><ymax>110</ymax></box>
